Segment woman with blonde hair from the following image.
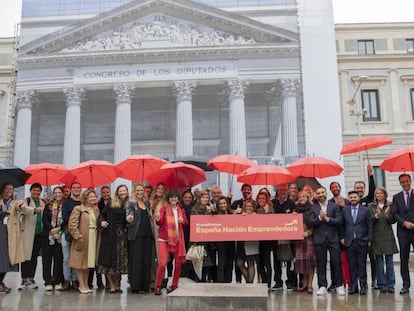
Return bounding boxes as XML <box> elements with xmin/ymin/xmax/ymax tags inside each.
<box><xmin>98</xmin><ymin>184</ymin><xmax>129</xmax><ymax>293</ymax></box>
<box><xmin>126</xmin><ymin>183</ymin><xmax>155</xmax><ymax>293</ymax></box>
<box><xmin>68</xmin><ymin>189</ymin><xmax>100</xmax><ymax>294</ymax></box>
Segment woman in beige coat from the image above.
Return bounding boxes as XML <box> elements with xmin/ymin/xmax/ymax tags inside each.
<box><xmin>0</xmin><ymin>182</ymin><xmax>25</xmax><ymax>293</ymax></box>
<box><xmin>69</xmin><ymin>189</ymin><xmax>100</xmax><ymax>294</ymax></box>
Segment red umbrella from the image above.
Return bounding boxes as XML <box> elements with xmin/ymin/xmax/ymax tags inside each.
<box><xmin>287</xmin><ymin>156</ymin><xmax>343</xmax><ymax>178</ymax></box>
<box><xmin>25</xmin><ymin>162</ymin><xmax>68</xmax><ymax>186</ymax></box>
<box><xmin>64</xmin><ymin>160</ymin><xmax>119</xmax><ymax>188</ymax></box>
<box><xmin>147</xmin><ymin>162</ymin><xmax>206</xmax><ymax>189</ymax></box>
<box><xmin>340</xmin><ymin>135</ymin><xmax>392</xmax><ymax>163</ymax></box>
<box><xmin>116</xmin><ymin>154</ymin><xmax>168</xmax><ymax>182</ymax></box>
<box><xmin>237</xmin><ymin>165</ymin><xmax>295</xmax><ymax>186</ymax></box>
<box><xmin>380</xmin><ymin>145</ymin><xmax>414</xmax><ymax>172</ymax></box>
<box><xmin>207</xmin><ymin>154</ymin><xmax>255</xmax><ymax>175</ymax></box>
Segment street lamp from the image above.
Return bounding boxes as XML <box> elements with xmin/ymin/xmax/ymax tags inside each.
<box><xmin>348</xmin><ymin>75</ymin><xmax>369</xmax><ymax>137</ymax></box>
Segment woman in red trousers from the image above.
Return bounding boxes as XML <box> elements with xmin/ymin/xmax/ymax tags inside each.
<box><xmin>154</xmin><ymin>190</ymin><xmax>188</xmax><ymax>295</ymax></box>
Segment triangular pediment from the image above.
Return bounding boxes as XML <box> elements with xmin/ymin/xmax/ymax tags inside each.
<box><xmin>20</xmin><ymin>0</ymin><xmax>298</xmax><ymax>55</ymax></box>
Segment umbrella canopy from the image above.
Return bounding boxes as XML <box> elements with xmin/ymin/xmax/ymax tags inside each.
<box><xmin>340</xmin><ymin>135</ymin><xmax>392</xmax><ymax>157</ymax></box>
<box><xmin>380</xmin><ymin>145</ymin><xmax>414</xmax><ymax>172</ymax></box>
<box><xmin>116</xmin><ymin>154</ymin><xmax>168</xmax><ymax>182</ymax></box>
<box><xmin>207</xmin><ymin>154</ymin><xmax>255</xmax><ymax>175</ymax></box>
<box><xmin>172</xmin><ymin>155</ymin><xmax>213</xmax><ymax>171</ymax></box>
<box><xmin>287</xmin><ymin>156</ymin><xmax>343</xmax><ymax>178</ymax></box>
<box><xmin>237</xmin><ymin>165</ymin><xmax>295</xmax><ymax>186</ymax></box>
<box><xmin>0</xmin><ymin>163</ymin><xmax>31</xmax><ymax>188</ymax></box>
<box><xmin>147</xmin><ymin>162</ymin><xmax>206</xmax><ymax>189</ymax></box>
<box><xmin>64</xmin><ymin>160</ymin><xmax>119</xmax><ymax>188</ymax></box>
<box><xmin>25</xmin><ymin>163</ymin><xmax>68</xmax><ymax>186</ymax></box>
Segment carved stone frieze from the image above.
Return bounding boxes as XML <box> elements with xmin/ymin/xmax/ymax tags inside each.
<box><xmin>60</xmin><ymin>16</ymin><xmax>256</xmax><ymax>53</ymax></box>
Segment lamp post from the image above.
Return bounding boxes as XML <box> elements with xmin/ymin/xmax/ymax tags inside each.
<box><xmin>348</xmin><ymin>75</ymin><xmax>368</xmax><ymax>177</ymax></box>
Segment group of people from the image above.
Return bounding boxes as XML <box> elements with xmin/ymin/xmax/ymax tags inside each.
<box><xmin>0</xmin><ymin>163</ymin><xmax>414</xmax><ymax>297</ymax></box>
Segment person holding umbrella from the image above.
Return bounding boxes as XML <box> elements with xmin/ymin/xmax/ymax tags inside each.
<box><xmin>154</xmin><ymin>190</ymin><xmax>188</xmax><ymax>295</ymax></box>
<box><xmin>0</xmin><ymin>182</ymin><xmax>25</xmax><ymax>293</ymax></box>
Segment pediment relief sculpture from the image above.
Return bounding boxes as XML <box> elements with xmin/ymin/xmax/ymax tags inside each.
<box><xmin>60</xmin><ymin>17</ymin><xmax>256</xmax><ymax>53</ymax></box>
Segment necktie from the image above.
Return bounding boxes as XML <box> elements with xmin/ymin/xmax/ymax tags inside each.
<box><xmin>352</xmin><ymin>207</ymin><xmax>357</xmax><ymax>223</ymax></box>
<box><xmin>406</xmin><ymin>191</ymin><xmax>411</xmax><ymax>208</ymax></box>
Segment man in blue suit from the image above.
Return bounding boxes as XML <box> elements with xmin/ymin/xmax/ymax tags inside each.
<box><xmin>308</xmin><ymin>187</ymin><xmax>345</xmax><ymax>295</ymax></box>
<box><xmin>340</xmin><ymin>191</ymin><xmax>372</xmax><ymax>295</ymax></box>
<box><xmin>391</xmin><ymin>174</ymin><xmax>414</xmax><ymax>295</ymax></box>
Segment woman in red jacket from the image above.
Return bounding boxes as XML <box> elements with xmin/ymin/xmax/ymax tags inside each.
<box><xmin>154</xmin><ymin>190</ymin><xmax>188</xmax><ymax>295</ymax></box>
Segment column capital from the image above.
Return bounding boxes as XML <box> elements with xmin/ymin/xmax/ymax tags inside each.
<box><xmin>16</xmin><ymin>90</ymin><xmax>37</xmax><ymax>110</ymax></box>
<box><xmin>63</xmin><ymin>86</ymin><xmax>85</xmax><ymax>107</ymax></box>
<box><xmin>227</xmin><ymin>79</ymin><xmax>249</xmax><ymax>98</ymax></box>
<box><xmin>266</xmin><ymin>82</ymin><xmax>283</xmax><ymax>106</ymax></box>
<box><xmin>280</xmin><ymin>78</ymin><xmax>300</xmax><ymax>98</ymax></box>
<box><xmin>173</xmin><ymin>81</ymin><xmax>196</xmax><ymax>101</ymax></box>
<box><xmin>114</xmin><ymin>84</ymin><xmax>135</xmax><ymax>103</ymax></box>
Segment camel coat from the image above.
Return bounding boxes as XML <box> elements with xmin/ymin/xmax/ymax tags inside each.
<box><xmin>68</xmin><ymin>204</ymin><xmax>100</xmax><ymax>270</ymax></box>
<box><xmin>3</xmin><ymin>199</ymin><xmax>26</xmax><ymax>265</ymax></box>
<box><xmin>21</xmin><ymin>198</ymin><xmax>45</xmax><ymax>260</ymax></box>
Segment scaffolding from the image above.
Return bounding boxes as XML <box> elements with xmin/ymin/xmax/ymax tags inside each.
<box><xmin>5</xmin><ymin>22</ymin><xmax>20</xmax><ymax>164</ymax></box>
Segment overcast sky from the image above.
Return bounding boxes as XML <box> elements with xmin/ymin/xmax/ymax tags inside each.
<box><xmin>0</xmin><ymin>0</ymin><xmax>413</xmax><ymax>37</ymax></box>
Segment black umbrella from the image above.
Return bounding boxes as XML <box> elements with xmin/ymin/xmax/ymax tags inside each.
<box><xmin>172</xmin><ymin>155</ymin><xmax>213</xmax><ymax>172</ymax></box>
<box><xmin>0</xmin><ymin>163</ymin><xmax>32</xmax><ymax>188</ymax></box>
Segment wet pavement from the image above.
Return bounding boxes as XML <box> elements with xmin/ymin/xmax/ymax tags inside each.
<box><xmin>1</xmin><ymin>261</ymin><xmax>414</xmax><ymax>311</ymax></box>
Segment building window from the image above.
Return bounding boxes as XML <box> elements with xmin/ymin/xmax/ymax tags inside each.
<box><xmin>407</xmin><ymin>39</ymin><xmax>414</xmax><ymax>54</ymax></box>
<box><xmin>361</xmin><ymin>90</ymin><xmax>380</xmax><ymax>121</ymax></box>
<box><xmin>373</xmin><ymin>166</ymin><xmax>386</xmax><ymax>188</ymax></box>
<box><xmin>411</xmin><ymin>89</ymin><xmax>414</xmax><ymax>119</ymax></box>
<box><xmin>358</xmin><ymin>40</ymin><xmax>375</xmax><ymax>55</ymax></box>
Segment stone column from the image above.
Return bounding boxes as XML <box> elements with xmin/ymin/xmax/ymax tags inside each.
<box><xmin>266</xmin><ymin>83</ymin><xmax>283</xmax><ymax>162</ymax></box>
<box><xmin>174</xmin><ymin>81</ymin><xmax>196</xmax><ymax>157</ymax></box>
<box><xmin>281</xmin><ymin>79</ymin><xmax>299</xmax><ymax>158</ymax></box>
<box><xmin>228</xmin><ymin>80</ymin><xmax>249</xmax><ymax>157</ymax></box>
<box><xmin>63</xmin><ymin>87</ymin><xmax>85</xmax><ymax>167</ymax></box>
<box><xmin>114</xmin><ymin>84</ymin><xmax>134</xmax><ymax>163</ymax></box>
<box><xmin>13</xmin><ymin>90</ymin><xmax>36</xmax><ymax>168</ymax></box>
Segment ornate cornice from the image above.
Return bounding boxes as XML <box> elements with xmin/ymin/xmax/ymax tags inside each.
<box><xmin>173</xmin><ymin>81</ymin><xmax>196</xmax><ymax>101</ymax></box>
<box><xmin>63</xmin><ymin>87</ymin><xmax>85</xmax><ymax>107</ymax></box>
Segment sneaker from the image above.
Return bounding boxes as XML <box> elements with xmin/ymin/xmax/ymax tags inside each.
<box><xmin>45</xmin><ymin>285</ymin><xmax>54</xmax><ymax>291</ymax></box>
<box><xmin>336</xmin><ymin>286</ymin><xmax>346</xmax><ymax>296</ymax></box>
<box><xmin>54</xmin><ymin>284</ymin><xmax>62</xmax><ymax>291</ymax></box>
<box><xmin>17</xmin><ymin>281</ymin><xmax>27</xmax><ymax>291</ymax></box>
<box><xmin>286</xmin><ymin>284</ymin><xmax>294</xmax><ymax>291</ymax></box>
<box><xmin>271</xmin><ymin>284</ymin><xmax>283</xmax><ymax>291</ymax></box>
<box><xmin>27</xmin><ymin>280</ymin><xmax>38</xmax><ymax>289</ymax></box>
<box><xmin>317</xmin><ymin>286</ymin><xmax>327</xmax><ymax>295</ymax></box>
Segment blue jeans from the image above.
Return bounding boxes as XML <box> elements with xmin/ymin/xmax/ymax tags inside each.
<box><xmin>376</xmin><ymin>254</ymin><xmax>395</xmax><ymax>290</ymax></box>
<box><xmin>61</xmin><ymin>232</ymin><xmax>77</xmax><ymax>282</ymax></box>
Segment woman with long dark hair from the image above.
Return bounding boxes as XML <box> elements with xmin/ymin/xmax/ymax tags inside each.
<box><xmin>154</xmin><ymin>190</ymin><xmax>188</xmax><ymax>295</ymax></box>
<box><xmin>42</xmin><ymin>186</ymin><xmax>64</xmax><ymax>291</ymax></box>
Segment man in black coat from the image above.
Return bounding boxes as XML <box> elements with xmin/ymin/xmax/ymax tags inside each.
<box><xmin>391</xmin><ymin>174</ymin><xmax>414</xmax><ymax>295</ymax></box>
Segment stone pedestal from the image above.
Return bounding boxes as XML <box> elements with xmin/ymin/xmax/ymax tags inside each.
<box><xmin>167</xmin><ymin>282</ymin><xmax>268</xmax><ymax>311</ymax></box>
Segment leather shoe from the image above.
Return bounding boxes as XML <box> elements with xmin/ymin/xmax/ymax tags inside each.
<box><xmin>380</xmin><ymin>288</ymin><xmax>388</xmax><ymax>293</ymax></box>
<box><xmin>348</xmin><ymin>288</ymin><xmax>359</xmax><ymax>295</ymax></box>
<box><xmin>388</xmin><ymin>288</ymin><xmax>395</xmax><ymax>294</ymax></box>
<box><xmin>359</xmin><ymin>288</ymin><xmax>367</xmax><ymax>295</ymax></box>
<box><xmin>400</xmin><ymin>288</ymin><xmax>410</xmax><ymax>295</ymax></box>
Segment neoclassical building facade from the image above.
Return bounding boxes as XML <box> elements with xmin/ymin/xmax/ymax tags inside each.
<box><xmin>14</xmin><ymin>0</ymin><xmax>343</xmax><ymax>191</ymax></box>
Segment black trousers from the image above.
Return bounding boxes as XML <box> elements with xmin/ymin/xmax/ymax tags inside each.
<box><xmin>216</xmin><ymin>241</ymin><xmax>235</xmax><ymax>283</ymax></box>
<box><xmin>398</xmin><ymin>233</ymin><xmax>414</xmax><ymax>289</ymax></box>
<box><xmin>41</xmin><ymin>237</ymin><xmax>63</xmax><ymax>285</ymax></box>
<box><xmin>258</xmin><ymin>241</ymin><xmax>274</xmax><ymax>287</ymax></box>
<box><xmin>346</xmin><ymin>239</ymin><xmax>368</xmax><ymax>291</ymax></box>
<box><xmin>314</xmin><ymin>240</ymin><xmax>342</xmax><ymax>288</ymax></box>
<box><xmin>128</xmin><ymin>236</ymin><xmax>153</xmax><ymax>291</ymax></box>
<box><xmin>21</xmin><ymin>234</ymin><xmax>42</xmax><ymax>279</ymax></box>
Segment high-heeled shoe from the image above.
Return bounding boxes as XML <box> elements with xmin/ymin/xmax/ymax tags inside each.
<box><xmin>297</xmin><ymin>286</ymin><xmax>308</xmax><ymax>292</ymax></box>
<box><xmin>78</xmin><ymin>288</ymin><xmax>89</xmax><ymax>294</ymax></box>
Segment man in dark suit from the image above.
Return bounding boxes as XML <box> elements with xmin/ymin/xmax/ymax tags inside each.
<box><xmin>340</xmin><ymin>191</ymin><xmax>372</xmax><ymax>295</ymax></box>
<box><xmin>391</xmin><ymin>173</ymin><xmax>414</xmax><ymax>295</ymax></box>
<box><xmin>308</xmin><ymin>187</ymin><xmax>345</xmax><ymax>295</ymax></box>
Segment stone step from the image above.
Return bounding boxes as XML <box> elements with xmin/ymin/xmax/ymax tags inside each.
<box><xmin>167</xmin><ymin>281</ymin><xmax>268</xmax><ymax>311</ymax></box>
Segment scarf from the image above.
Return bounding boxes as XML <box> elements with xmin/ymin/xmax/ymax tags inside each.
<box><xmin>165</xmin><ymin>204</ymin><xmax>186</xmax><ymax>263</ymax></box>
<box><xmin>49</xmin><ymin>201</ymin><xmax>63</xmax><ymax>243</ymax></box>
